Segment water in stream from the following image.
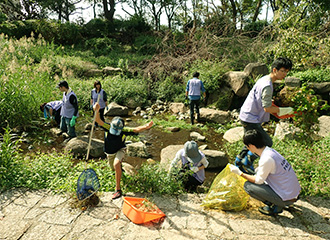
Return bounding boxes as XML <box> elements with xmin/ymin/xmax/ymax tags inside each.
<box><xmin>18</xmin><ymin>110</ymin><xmax>228</xmax><ymax>188</ymax></box>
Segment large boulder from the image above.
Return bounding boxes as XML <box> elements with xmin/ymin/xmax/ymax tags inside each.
<box><xmin>273</xmin><ymin>121</ymin><xmax>301</xmax><ymax>141</ymax></box>
<box><xmin>224</xmin><ymin>71</ymin><xmax>249</xmax><ymax>97</ymax></box>
<box><xmin>244</xmin><ymin>63</ymin><xmax>268</xmax><ymax>80</ymax></box>
<box><xmin>169</xmin><ymin>102</ymin><xmax>187</xmax><ymax>114</ymax></box>
<box><xmin>207</xmin><ymin>86</ymin><xmax>234</xmax><ymax>110</ymax></box>
<box><xmin>285</xmin><ymin>77</ymin><xmax>301</xmax><ymax>88</ymax></box>
<box><xmin>127</xmin><ymin>141</ymin><xmax>149</xmax><ymax>158</ymax></box>
<box><xmin>160</xmin><ymin>145</ymin><xmax>184</xmax><ymax>170</ymax></box>
<box><xmin>202</xmin><ymin>150</ymin><xmax>228</xmax><ymax>169</ymax></box>
<box><xmin>64</xmin><ymin>136</ymin><xmax>105</xmax><ymax>158</ymax></box>
<box><xmin>84</xmin><ymin>69</ymin><xmax>103</xmax><ymax>78</ymax></box>
<box><xmin>199</xmin><ymin>108</ymin><xmax>230</xmax><ymax>124</ymax></box>
<box><xmin>223</xmin><ymin>127</ymin><xmax>244</xmax><ymax>143</ymax></box>
<box><xmin>308</xmin><ymin>82</ymin><xmax>330</xmax><ymax>94</ymax></box>
<box><xmin>317</xmin><ymin>115</ymin><xmax>330</xmax><ymax>138</ymax></box>
<box><xmin>104</xmin><ymin>102</ymin><xmax>129</xmax><ymax>116</ymax></box>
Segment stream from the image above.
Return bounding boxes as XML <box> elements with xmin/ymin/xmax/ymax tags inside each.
<box><xmin>18</xmin><ymin>110</ymin><xmax>228</xmax><ymax>188</ymax></box>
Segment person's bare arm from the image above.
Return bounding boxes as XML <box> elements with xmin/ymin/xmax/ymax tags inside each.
<box><xmin>264</xmin><ymin>105</ymin><xmax>279</xmax><ymax>114</ymax></box>
<box><xmin>133</xmin><ymin>121</ymin><xmax>154</xmax><ymax>133</ymax></box>
<box><xmin>93</xmin><ymin>103</ymin><xmax>105</xmax><ymax>126</ymax></box>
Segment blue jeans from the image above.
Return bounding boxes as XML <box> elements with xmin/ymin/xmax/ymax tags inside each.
<box><xmin>60</xmin><ymin>116</ymin><xmax>76</xmax><ymax>138</ymax></box>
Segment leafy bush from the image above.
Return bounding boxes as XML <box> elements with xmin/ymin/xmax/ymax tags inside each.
<box><xmin>290</xmin><ymin>84</ymin><xmax>329</xmax><ymax>138</ymax></box>
<box><xmin>292</xmin><ymin>68</ymin><xmax>330</xmax><ymax>83</ymax></box>
<box><xmin>243</xmin><ymin>20</ymin><xmax>268</xmax><ymax>38</ymax></box>
<box><xmin>84</xmin><ymin>37</ymin><xmax>120</xmax><ymax>57</ymax></box>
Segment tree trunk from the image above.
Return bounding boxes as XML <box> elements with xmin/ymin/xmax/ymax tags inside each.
<box><xmin>228</xmin><ymin>0</ymin><xmax>237</xmax><ymax>27</ymax></box>
<box><xmin>252</xmin><ymin>0</ymin><xmax>263</xmax><ymax>22</ymax></box>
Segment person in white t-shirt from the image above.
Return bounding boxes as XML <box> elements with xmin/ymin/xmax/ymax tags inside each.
<box><xmin>229</xmin><ymin>129</ymin><xmax>301</xmax><ymax>216</ymax></box>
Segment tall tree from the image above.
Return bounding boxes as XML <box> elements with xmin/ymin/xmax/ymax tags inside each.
<box><xmin>121</xmin><ymin>0</ymin><xmax>145</xmax><ymax>18</ymax></box>
<box><xmin>145</xmin><ymin>0</ymin><xmax>163</xmax><ymax>30</ymax></box>
<box><xmin>163</xmin><ymin>0</ymin><xmax>182</xmax><ymax>29</ymax></box>
<box><xmin>102</xmin><ymin>0</ymin><xmax>115</xmax><ymax>21</ymax></box>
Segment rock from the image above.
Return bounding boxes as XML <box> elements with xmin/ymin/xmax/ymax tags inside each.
<box><xmin>274</xmin><ymin>121</ymin><xmax>301</xmax><ymax>141</ymax></box>
<box><xmin>244</xmin><ymin>63</ymin><xmax>268</xmax><ymax>80</ymax></box>
<box><xmin>199</xmin><ymin>144</ymin><xmax>208</xmax><ymax>150</ymax></box>
<box><xmin>223</xmin><ymin>127</ymin><xmax>244</xmax><ymax>143</ymax></box>
<box><xmin>147</xmin><ymin>158</ymin><xmax>157</xmax><ymax>165</ymax></box>
<box><xmin>202</xmin><ymin>149</ymin><xmax>228</xmax><ymax>169</ymax></box>
<box><xmin>104</xmin><ymin>102</ymin><xmax>129</xmax><ymax>116</ymax></box>
<box><xmin>169</xmin><ymin>103</ymin><xmax>187</xmax><ymax>114</ymax></box>
<box><xmin>207</xmin><ymin>86</ymin><xmax>234</xmax><ymax>110</ymax></box>
<box><xmin>50</xmin><ymin>128</ymin><xmax>62</xmax><ymax>136</ymax></box>
<box><xmin>199</xmin><ymin>108</ymin><xmax>230</xmax><ymax>124</ymax></box>
<box><xmin>102</xmin><ymin>66</ymin><xmax>122</xmax><ymax>75</ymax></box>
<box><xmin>317</xmin><ymin>115</ymin><xmax>330</xmax><ymax>138</ymax></box>
<box><xmin>122</xmin><ymin>162</ymin><xmax>137</xmax><ymax>176</ymax></box>
<box><xmin>308</xmin><ymin>82</ymin><xmax>330</xmax><ymax>94</ymax></box>
<box><xmin>84</xmin><ymin>69</ymin><xmax>103</xmax><ymax>78</ymax></box>
<box><xmin>64</xmin><ymin>136</ymin><xmax>105</xmax><ymax>158</ymax></box>
<box><xmin>127</xmin><ymin>141</ymin><xmax>149</xmax><ymax>158</ymax></box>
<box><xmin>285</xmin><ymin>77</ymin><xmax>301</xmax><ymax>88</ymax></box>
<box><xmin>190</xmin><ymin>132</ymin><xmax>206</xmax><ymax>141</ymax></box>
<box><xmin>160</xmin><ymin>145</ymin><xmax>183</xmax><ymax>170</ymax></box>
<box><xmin>166</xmin><ymin>127</ymin><xmax>180</xmax><ymax>132</ymax></box>
<box><xmin>224</xmin><ymin>71</ymin><xmax>249</xmax><ymax>97</ymax></box>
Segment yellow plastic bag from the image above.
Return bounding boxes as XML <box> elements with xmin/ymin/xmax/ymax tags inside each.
<box><xmin>201</xmin><ymin>164</ymin><xmax>249</xmax><ymax>211</ymax></box>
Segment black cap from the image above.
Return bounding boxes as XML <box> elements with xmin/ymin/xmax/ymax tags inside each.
<box><xmin>56</xmin><ymin>80</ymin><xmax>68</xmax><ymax>88</ymax></box>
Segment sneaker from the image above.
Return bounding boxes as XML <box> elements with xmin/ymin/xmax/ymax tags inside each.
<box><xmin>112</xmin><ymin>190</ymin><xmax>122</xmax><ymax>200</ymax></box>
<box><xmin>258</xmin><ymin>205</ymin><xmax>283</xmax><ymax>216</ymax></box>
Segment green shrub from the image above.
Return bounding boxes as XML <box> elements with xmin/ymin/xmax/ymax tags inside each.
<box><xmin>292</xmin><ymin>68</ymin><xmax>330</xmax><ymax>83</ymax></box>
<box><xmin>243</xmin><ymin>20</ymin><xmax>268</xmax><ymax>38</ymax></box>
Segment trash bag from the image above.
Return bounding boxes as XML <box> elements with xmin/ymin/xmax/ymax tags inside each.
<box><xmin>201</xmin><ymin>164</ymin><xmax>249</xmax><ymax>211</ymax></box>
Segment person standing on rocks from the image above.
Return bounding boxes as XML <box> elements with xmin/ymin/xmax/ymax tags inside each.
<box><xmin>235</xmin><ymin>57</ymin><xmax>294</xmax><ymax>174</ymax></box>
<box><xmin>90</xmin><ymin>80</ymin><xmax>108</xmax><ymax>125</ymax></box>
<box><xmin>57</xmin><ymin>80</ymin><xmax>79</xmax><ymax>138</ymax></box>
<box><xmin>40</xmin><ymin>100</ymin><xmax>63</xmax><ymax>127</ymax></box>
<box><xmin>186</xmin><ymin>72</ymin><xmax>206</xmax><ymax>125</ymax></box>
<box><xmin>229</xmin><ymin>129</ymin><xmax>301</xmax><ymax>216</ymax></box>
<box><xmin>169</xmin><ymin>141</ymin><xmax>209</xmax><ymax>191</ymax></box>
<box><xmin>93</xmin><ymin>102</ymin><xmax>153</xmax><ymax>200</ymax></box>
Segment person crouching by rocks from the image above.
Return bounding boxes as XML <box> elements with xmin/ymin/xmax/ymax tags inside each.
<box><xmin>40</xmin><ymin>100</ymin><xmax>63</xmax><ymax>127</ymax></box>
<box><xmin>93</xmin><ymin>102</ymin><xmax>153</xmax><ymax>200</ymax></box>
<box><xmin>57</xmin><ymin>80</ymin><xmax>79</xmax><ymax>138</ymax></box>
<box><xmin>229</xmin><ymin>129</ymin><xmax>301</xmax><ymax>216</ymax></box>
<box><xmin>169</xmin><ymin>141</ymin><xmax>209</xmax><ymax>192</ymax></box>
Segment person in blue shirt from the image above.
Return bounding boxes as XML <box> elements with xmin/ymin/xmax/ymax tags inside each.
<box><xmin>186</xmin><ymin>72</ymin><xmax>206</xmax><ymax>125</ymax></box>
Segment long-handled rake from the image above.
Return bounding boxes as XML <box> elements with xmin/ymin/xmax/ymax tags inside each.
<box><xmin>76</xmin><ymin>95</ymin><xmax>101</xmax><ymax>202</ymax></box>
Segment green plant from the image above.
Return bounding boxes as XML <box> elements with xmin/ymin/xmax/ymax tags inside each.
<box><xmin>290</xmin><ymin>84</ymin><xmax>329</xmax><ymax>138</ymax></box>
<box><xmin>292</xmin><ymin>68</ymin><xmax>330</xmax><ymax>83</ymax></box>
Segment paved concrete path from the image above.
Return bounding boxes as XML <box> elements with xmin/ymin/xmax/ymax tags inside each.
<box><xmin>1</xmin><ymin>189</ymin><xmax>330</xmax><ymax>240</ymax></box>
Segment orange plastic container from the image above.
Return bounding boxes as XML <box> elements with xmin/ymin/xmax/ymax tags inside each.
<box><xmin>122</xmin><ymin>197</ymin><xmax>166</xmax><ymax>224</ymax></box>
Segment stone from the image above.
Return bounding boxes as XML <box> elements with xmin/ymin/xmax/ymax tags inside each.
<box><xmin>169</xmin><ymin>102</ymin><xmax>187</xmax><ymax>114</ymax></box>
<box><xmin>126</xmin><ymin>141</ymin><xmax>149</xmax><ymax>158</ymax></box>
<box><xmin>50</xmin><ymin>128</ymin><xmax>62</xmax><ymax>136</ymax></box>
<box><xmin>308</xmin><ymin>82</ymin><xmax>330</xmax><ymax>94</ymax></box>
<box><xmin>285</xmin><ymin>77</ymin><xmax>301</xmax><ymax>88</ymax></box>
<box><xmin>104</xmin><ymin>102</ymin><xmax>129</xmax><ymax>116</ymax></box>
<box><xmin>223</xmin><ymin>127</ymin><xmax>244</xmax><ymax>143</ymax></box>
<box><xmin>190</xmin><ymin>132</ymin><xmax>206</xmax><ymax>141</ymax></box>
<box><xmin>84</xmin><ymin>69</ymin><xmax>103</xmax><ymax>78</ymax></box>
<box><xmin>199</xmin><ymin>108</ymin><xmax>230</xmax><ymax>124</ymax></box>
<box><xmin>274</xmin><ymin>121</ymin><xmax>301</xmax><ymax>141</ymax></box>
<box><xmin>202</xmin><ymin>149</ymin><xmax>228</xmax><ymax>168</ymax></box>
<box><xmin>224</xmin><ymin>71</ymin><xmax>250</xmax><ymax>97</ymax></box>
<box><xmin>244</xmin><ymin>62</ymin><xmax>269</xmax><ymax>80</ymax></box>
<box><xmin>160</xmin><ymin>145</ymin><xmax>183</xmax><ymax>170</ymax></box>
<box><xmin>166</xmin><ymin>127</ymin><xmax>180</xmax><ymax>132</ymax></box>
<box><xmin>122</xmin><ymin>162</ymin><xmax>137</xmax><ymax>176</ymax></box>
<box><xmin>317</xmin><ymin>115</ymin><xmax>330</xmax><ymax>138</ymax></box>
<box><xmin>64</xmin><ymin>136</ymin><xmax>105</xmax><ymax>158</ymax></box>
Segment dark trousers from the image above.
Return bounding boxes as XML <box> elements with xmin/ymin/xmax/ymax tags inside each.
<box><xmin>189</xmin><ymin>99</ymin><xmax>201</xmax><ymax>124</ymax></box>
<box><xmin>178</xmin><ymin>165</ymin><xmax>203</xmax><ymax>192</ymax></box>
<box><xmin>54</xmin><ymin>108</ymin><xmax>61</xmax><ymax>127</ymax></box>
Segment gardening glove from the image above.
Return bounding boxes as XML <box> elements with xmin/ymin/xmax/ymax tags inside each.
<box><xmin>190</xmin><ymin>166</ymin><xmax>199</xmax><ymax>173</ymax></box>
<box><xmin>70</xmin><ymin>116</ymin><xmax>77</xmax><ymax>127</ymax></box>
<box><xmin>106</xmin><ymin>106</ymin><xmax>109</xmax><ymax>111</ymax></box>
<box><xmin>229</xmin><ymin>164</ymin><xmax>243</xmax><ymax>176</ymax></box>
<box><xmin>278</xmin><ymin>107</ymin><xmax>294</xmax><ymax>116</ymax></box>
